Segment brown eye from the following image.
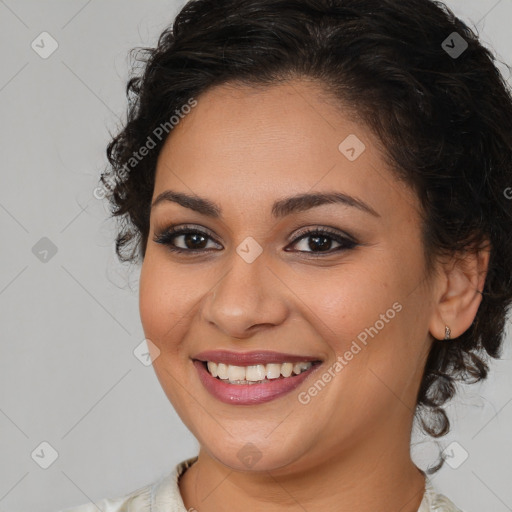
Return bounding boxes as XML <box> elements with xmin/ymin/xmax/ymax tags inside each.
<box><xmin>153</xmin><ymin>225</ymin><xmax>358</xmax><ymax>256</ymax></box>
<box><xmin>287</xmin><ymin>228</ymin><xmax>358</xmax><ymax>255</ymax></box>
<box><xmin>153</xmin><ymin>225</ymin><xmax>221</xmax><ymax>254</ymax></box>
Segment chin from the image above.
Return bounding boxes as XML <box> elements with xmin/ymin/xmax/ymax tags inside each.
<box><xmin>197</xmin><ymin>430</ymin><xmax>313</xmax><ymax>472</ymax></box>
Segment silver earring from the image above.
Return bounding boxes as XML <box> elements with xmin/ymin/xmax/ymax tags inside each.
<box><xmin>444</xmin><ymin>325</ymin><xmax>451</xmax><ymax>340</ymax></box>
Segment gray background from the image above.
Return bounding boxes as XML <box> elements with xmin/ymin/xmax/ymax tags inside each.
<box><xmin>0</xmin><ymin>1</ymin><xmax>511</xmax><ymax>511</ymax></box>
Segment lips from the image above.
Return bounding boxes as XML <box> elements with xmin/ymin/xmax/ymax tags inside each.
<box><xmin>193</xmin><ymin>350</ymin><xmax>322</xmax><ymax>366</ymax></box>
<box><xmin>192</xmin><ymin>350</ymin><xmax>323</xmax><ymax>405</ymax></box>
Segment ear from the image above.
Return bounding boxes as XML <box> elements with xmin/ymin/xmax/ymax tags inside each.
<box><xmin>429</xmin><ymin>241</ymin><xmax>491</xmax><ymax>340</ymax></box>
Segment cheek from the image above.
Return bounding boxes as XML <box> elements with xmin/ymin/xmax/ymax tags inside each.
<box><xmin>138</xmin><ymin>255</ymin><xmax>198</xmax><ymax>350</ymax></box>
<box><xmin>138</xmin><ymin>257</ymin><xmax>199</xmax><ymax>416</ymax></box>
<box><xmin>304</xmin><ymin>253</ymin><xmax>426</xmax><ymax>394</ymax></box>
<box><xmin>302</xmin><ymin>264</ymin><xmax>401</xmax><ymax>346</ymax></box>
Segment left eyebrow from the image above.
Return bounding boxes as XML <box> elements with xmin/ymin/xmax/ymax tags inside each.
<box><xmin>271</xmin><ymin>191</ymin><xmax>380</xmax><ymax>218</ymax></box>
<box><xmin>151</xmin><ymin>190</ymin><xmax>380</xmax><ymax>218</ymax></box>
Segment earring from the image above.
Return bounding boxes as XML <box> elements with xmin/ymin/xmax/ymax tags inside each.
<box><xmin>444</xmin><ymin>325</ymin><xmax>451</xmax><ymax>340</ymax></box>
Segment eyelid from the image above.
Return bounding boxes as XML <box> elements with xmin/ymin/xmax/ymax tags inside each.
<box><xmin>154</xmin><ymin>223</ymin><xmax>355</xmax><ymax>243</ymax></box>
<box><xmin>154</xmin><ymin>223</ymin><xmax>218</xmax><ymax>241</ymax></box>
<box><xmin>288</xmin><ymin>224</ymin><xmax>357</xmax><ymax>244</ymax></box>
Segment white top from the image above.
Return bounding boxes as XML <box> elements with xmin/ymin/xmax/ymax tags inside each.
<box><xmin>59</xmin><ymin>457</ymin><xmax>464</xmax><ymax>512</ymax></box>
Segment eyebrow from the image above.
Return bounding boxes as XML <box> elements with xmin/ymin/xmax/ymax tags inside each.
<box><xmin>151</xmin><ymin>190</ymin><xmax>380</xmax><ymax>218</ymax></box>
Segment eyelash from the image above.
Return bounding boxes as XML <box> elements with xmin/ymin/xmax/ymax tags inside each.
<box><xmin>152</xmin><ymin>224</ymin><xmax>358</xmax><ymax>257</ymax></box>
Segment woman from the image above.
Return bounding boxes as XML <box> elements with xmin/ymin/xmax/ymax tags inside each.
<box><xmin>62</xmin><ymin>0</ymin><xmax>512</xmax><ymax>510</ymax></box>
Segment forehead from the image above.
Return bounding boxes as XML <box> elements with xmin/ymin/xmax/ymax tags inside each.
<box><xmin>153</xmin><ymin>80</ymin><xmax>419</xmax><ymax>224</ymax></box>
<box><xmin>159</xmin><ymin>80</ymin><xmax>360</xmax><ymax>163</ymax></box>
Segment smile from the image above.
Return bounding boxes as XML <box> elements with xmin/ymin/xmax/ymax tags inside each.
<box><xmin>192</xmin><ymin>350</ymin><xmax>323</xmax><ymax>405</ymax></box>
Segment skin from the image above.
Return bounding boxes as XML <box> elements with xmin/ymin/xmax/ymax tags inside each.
<box><xmin>138</xmin><ymin>79</ymin><xmax>489</xmax><ymax>512</ymax></box>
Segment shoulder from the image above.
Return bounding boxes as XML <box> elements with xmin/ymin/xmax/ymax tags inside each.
<box><xmin>58</xmin><ymin>457</ymin><xmax>198</xmax><ymax>512</ymax></box>
<box><xmin>58</xmin><ymin>483</ymin><xmax>151</xmax><ymax>512</ymax></box>
<box><xmin>419</xmin><ymin>478</ymin><xmax>466</xmax><ymax>512</ymax></box>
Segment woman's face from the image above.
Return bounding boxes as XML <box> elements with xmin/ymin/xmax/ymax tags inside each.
<box><xmin>139</xmin><ymin>79</ymin><xmax>438</xmax><ymax>473</ymax></box>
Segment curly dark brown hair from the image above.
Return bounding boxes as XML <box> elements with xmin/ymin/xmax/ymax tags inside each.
<box><xmin>100</xmin><ymin>0</ymin><xmax>512</xmax><ymax>473</ymax></box>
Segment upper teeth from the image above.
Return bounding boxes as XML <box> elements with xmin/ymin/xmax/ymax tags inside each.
<box><xmin>206</xmin><ymin>361</ymin><xmax>313</xmax><ymax>382</ymax></box>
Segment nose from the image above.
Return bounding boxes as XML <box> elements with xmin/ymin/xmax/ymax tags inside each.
<box><xmin>201</xmin><ymin>252</ymin><xmax>289</xmax><ymax>340</ymax></box>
